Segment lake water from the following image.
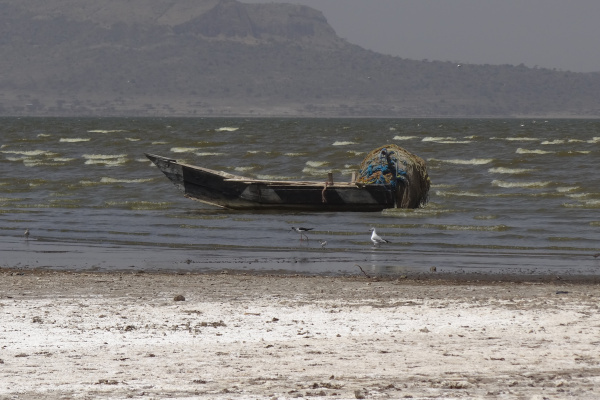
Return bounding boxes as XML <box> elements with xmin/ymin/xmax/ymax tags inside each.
<box><xmin>1</xmin><ymin>117</ymin><xmax>599</xmax><ymax>276</ymax></box>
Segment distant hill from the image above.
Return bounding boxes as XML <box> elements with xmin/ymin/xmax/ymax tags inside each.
<box><xmin>1</xmin><ymin>0</ymin><xmax>600</xmax><ymax>117</ymax></box>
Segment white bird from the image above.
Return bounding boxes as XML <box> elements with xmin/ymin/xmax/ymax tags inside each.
<box><xmin>291</xmin><ymin>226</ymin><xmax>313</xmax><ymax>241</ymax></box>
<box><xmin>24</xmin><ymin>229</ymin><xmax>30</xmax><ymax>240</ymax></box>
<box><xmin>318</xmin><ymin>239</ymin><xmax>327</xmax><ymax>248</ymax></box>
<box><xmin>369</xmin><ymin>227</ymin><xmax>390</xmax><ymax>247</ymax></box>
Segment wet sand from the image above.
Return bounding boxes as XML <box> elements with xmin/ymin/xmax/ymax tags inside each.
<box><xmin>1</xmin><ymin>269</ymin><xmax>600</xmax><ymax>399</ymax></box>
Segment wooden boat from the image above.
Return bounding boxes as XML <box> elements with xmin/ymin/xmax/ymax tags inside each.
<box><xmin>146</xmin><ymin>147</ymin><xmax>429</xmax><ymax>211</ymax></box>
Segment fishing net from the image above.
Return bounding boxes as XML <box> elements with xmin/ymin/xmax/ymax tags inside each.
<box><xmin>356</xmin><ymin>144</ymin><xmax>430</xmax><ymax>208</ymax></box>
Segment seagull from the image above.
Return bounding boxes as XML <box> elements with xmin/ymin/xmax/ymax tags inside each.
<box><xmin>369</xmin><ymin>227</ymin><xmax>390</xmax><ymax>247</ymax></box>
<box><xmin>318</xmin><ymin>239</ymin><xmax>327</xmax><ymax>248</ymax></box>
<box><xmin>24</xmin><ymin>229</ymin><xmax>30</xmax><ymax>240</ymax></box>
<box><xmin>291</xmin><ymin>227</ymin><xmax>313</xmax><ymax>241</ymax></box>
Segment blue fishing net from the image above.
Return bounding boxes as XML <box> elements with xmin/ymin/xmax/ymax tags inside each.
<box><xmin>356</xmin><ymin>144</ymin><xmax>430</xmax><ymax>208</ymax></box>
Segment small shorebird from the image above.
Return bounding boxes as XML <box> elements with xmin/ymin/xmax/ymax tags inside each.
<box><xmin>291</xmin><ymin>226</ymin><xmax>313</xmax><ymax>241</ymax></box>
<box><xmin>318</xmin><ymin>239</ymin><xmax>327</xmax><ymax>248</ymax></box>
<box><xmin>24</xmin><ymin>229</ymin><xmax>30</xmax><ymax>240</ymax></box>
<box><xmin>594</xmin><ymin>253</ymin><xmax>600</xmax><ymax>258</ymax></box>
<box><xmin>369</xmin><ymin>227</ymin><xmax>390</xmax><ymax>247</ymax></box>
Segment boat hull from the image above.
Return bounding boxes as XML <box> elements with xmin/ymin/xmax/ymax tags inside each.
<box><xmin>146</xmin><ymin>153</ymin><xmax>399</xmax><ymax>211</ymax></box>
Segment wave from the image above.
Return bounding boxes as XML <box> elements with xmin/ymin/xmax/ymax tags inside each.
<box><xmin>556</xmin><ymin>186</ymin><xmax>579</xmax><ymax>193</ymax></box>
<box><xmin>562</xmin><ymin>199</ymin><xmax>600</xmax><ymax>209</ymax></box>
<box><xmin>429</xmin><ymin>158</ymin><xmax>494</xmax><ymax>165</ymax></box>
<box><xmin>99</xmin><ymin>177</ymin><xmax>154</xmax><ymax>184</ymax></box>
<box><xmin>82</xmin><ymin>154</ymin><xmax>128</xmax><ymax>166</ymax></box>
<box><xmin>305</xmin><ymin>161</ymin><xmax>329</xmax><ymax>168</ymax></box>
<box><xmin>435</xmin><ymin>190</ymin><xmax>495</xmax><ymax>198</ymax></box>
<box><xmin>422</xmin><ymin>137</ymin><xmax>472</xmax><ymax>144</ymax></box>
<box><xmin>2</xmin><ymin>150</ymin><xmax>57</xmax><ymax>156</ymax></box>
<box><xmin>102</xmin><ymin>200</ymin><xmax>172</xmax><ymax>210</ymax></box>
<box><xmin>515</xmin><ymin>148</ymin><xmax>554</xmax><ymax>155</ymax></box>
<box><xmin>491</xmin><ymin>137</ymin><xmax>539</xmax><ymax>142</ymax></box>
<box><xmin>234</xmin><ymin>166</ymin><xmax>255</xmax><ymax>172</ymax></box>
<box><xmin>195</xmin><ymin>152</ymin><xmax>225</xmax><ymax>156</ymax></box>
<box><xmin>423</xmin><ymin>223</ymin><xmax>511</xmax><ymax>232</ymax></box>
<box><xmin>215</xmin><ymin>127</ymin><xmax>239</xmax><ymax>132</ymax></box>
<box><xmin>170</xmin><ymin>147</ymin><xmax>198</xmax><ymax>153</ymax></box>
<box><xmin>347</xmin><ymin>150</ymin><xmax>365</xmax><ymax>156</ymax></box>
<box><xmin>87</xmin><ymin>129</ymin><xmax>129</xmax><ymax>133</ymax></box>
<box><xmin>492</xmin><ymin>180</ymin><xmax>551</xmax><ymax>188</ymax></box>
<box><xmin>332</xmin><ymin>141</ymin><xmax>357</xmax><ymax>146</ymax></box>
<box><xmin>488</xmin><ymin>167</ymin><xmax>534</xmax><ymax>174</ymax></box>
<box><xmin>393</xmin><ymin>135</ymin><xmax>418</xmax><ymax>141</ymax></box>
<box><xmin>302</xmin><ymin>168</ymin><xmax>329</xmax><ymax>176</ymax></box>
<box><xmin>541</xmin><ymin>139</ymin><xmax>565</xmax><ymax>145</ymax></box>
<box><xmin>59</xmin><ymin>138</ymin><xmax>91</xmax><ymax>143</ymax></box>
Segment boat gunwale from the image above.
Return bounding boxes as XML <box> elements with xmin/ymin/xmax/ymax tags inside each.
<box><xmin>146</xmin><ymin>153</ymin><xmax>389</xmax><ymax>189</ymax></box>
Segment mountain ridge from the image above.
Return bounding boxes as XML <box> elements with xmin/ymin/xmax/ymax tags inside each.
<box><xmin>1</xmin><ymin>0</ymin><xmax>599</xmax><ymax>117</ymax></box>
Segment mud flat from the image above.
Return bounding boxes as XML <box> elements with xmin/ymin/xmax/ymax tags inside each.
<box><xmin>1</xmin><ymin>269</ymin><xmax>600</xmax><ymax>399</ymax></box>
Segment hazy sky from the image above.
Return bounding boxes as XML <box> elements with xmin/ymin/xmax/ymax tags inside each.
<box><xmin>244</xmin><ymin>0</ymin><xmax>600</xmax><ymax>73</ymax></box>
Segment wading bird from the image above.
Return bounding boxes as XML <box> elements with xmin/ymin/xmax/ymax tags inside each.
<box><xmin>369</xmin><ymin>227</ymin><xmax>390</xmax><ymax>247</ymax></box>
<box><xmin>291</xmin><ymin>226</ymin><xmax>313</xmax><ymax>241</ymax></box>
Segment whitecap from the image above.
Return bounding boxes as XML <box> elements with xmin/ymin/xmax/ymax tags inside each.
<box><xmin>125</xmin><ymin>137</ymin><xmax>140</xmax><ymax>142</ymax></box>
<box><xmin>588</xmin><ymin>137</ymin><xmax>600</xmax><ymax>144</ymax></box>
<box><xmin>492</xmin><ymin>180</ymin><xmax>551</xmax><ymax>188</ymax></box>
<box><xmin>515</xmin><ymin>148</ymin><xmax>554</xmax><ymax>155</ymax></box>
<box><xmin>52</xmin><ymin>157</ymin><xmax>77</xmax><ymax>163</ymax></box>
<box><xmin>82</xmin><ymin>154</ymin><xmax>127</xmax><ymax>160</ymax></box>
<box><xmin>422</xmin><ymin>136</ymin><xmax>453</xmax><ymax>142</ymax></box>
<box><xmin>491</xmin><ymin>137</ymin><xmax>539</xmax><ymax>142</ymax></box>
<box><xmin>305</xmin><ymin>161</ymin><xmax>329</xmax><ymax>167</ymax></box>
<box><xmin>393</xmin><ymin>135</ymin><xmax>418</xmax><ymax>141</ymax></box>
<box><xmin>195</xmin><ymin>152</ymin><xmax>225</xmax><ymax>156</ymax></box>
<box><xmin>541</xmin><ymin>139</ymin><xmax>565</xmax><ymax>145</ymax></box>
<box><xmin>430</xmin><ymin>158</ymin><xmax>493</xmax><ymax>165</ymax></box>
<box><xmin>566</xmin><ymin>193</ymin><xmax>590</xmax><ymax>199</ymax></box>
<box><xmin>234</xmin><ymin>166</ymin><xmax>255</xmax><ymax>172</ymax></box>
<box><xmin>99</xmin><ymin>177</ymin><xmax>154</xmax><ymax>184</ymax></box>
<box><xmin>247</xmin><ymin>150</ymin><xmax>272</xmax><ymax>154</ymax></box>
<box><xmin>284</xmin><ymin>152</ymin><xmax>307</xmax><ymax>157</ymax></box>
<box><xmin>347</xmin><ymin>150</ymin><xmax>364</xmax><ymax>156</ymax></box>
<box><xmin>563</xmin><ymin>199</ymin><xmax>600</xmax><ymax>208</ymax></box>
<box><xmin>87</xmin><ymin>129</ymin><xmax>128</xmax><ymax>133</ymax></box>
<box><xmin>170</xmin><ymin>147</ymin><xmax>198</xmax><ymax>153</ymax></box>
<box><xmin>435</xmin><ymin>190</ymin><xmax>488</xmax><ymax>198</ymax></box>
<box><xmin>488</xmin><ymin>167</ymin><xmax>534</xmax><ymax>174</ymax></box>
<box><xmin>216</xmin><ymin>127</ymin><xmax>239</xmax><ymax>132</ymax></box>
<box><xmin>556</xmin><ymin>186</ymin><xmax>579</xmax><ymax>193</ymax></box>
<box><xmin>332</xmin><ymin>141</ymin><xmax>357</xmax><ymax>146</ymax></box>
<box><xmin>302</xmin><ymin>167</ymin><xmax>331</xmax><ymax>176</ymax></box>
<box><xmin>82</xmin><ymin>154</ymin><xmax>128</xmax><ymax>166</ymax></box>
<box><xmin>1</xmin><ymin>150</ymin><xmax>56</xmax><ymax>156</ymax></box>
<box><xmin>59</xmin><ymin>138</ymin><xmax>91</xmax><ymax>143</ymax></box>
<box><xmin>422</xmin><ymin>137</ymin><xmax>472</xmax><ymax>144</ymax></box>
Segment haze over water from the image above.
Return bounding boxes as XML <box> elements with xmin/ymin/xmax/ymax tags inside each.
<box><xmin>1</xmin><ymin>117</ymin><xmax>599</xmax><ymax>276</ymax></box>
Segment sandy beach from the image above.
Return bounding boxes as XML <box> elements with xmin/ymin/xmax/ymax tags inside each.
<box><xmin>1</xmin><ymin>269</ymin><xmax>600</xmax><ymax>399</ymax></box>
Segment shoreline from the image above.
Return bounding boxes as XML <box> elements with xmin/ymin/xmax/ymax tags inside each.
<box><xmin>2</xmin><ymin>269</ymin><xmax>600</xmax><ymax>399</ymax></box>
